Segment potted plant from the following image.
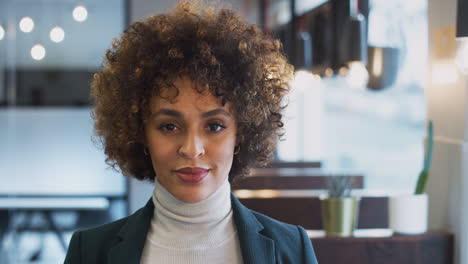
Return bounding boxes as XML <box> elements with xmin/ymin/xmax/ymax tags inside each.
<box><xmin>320</xmin><ymin>176</ymin><xmax>360</xmax><ymax>237</ymax></box>
<box><xmin>389</xmin><ymin>120</ymin><xmax>433</xmax><ymax>234</ymax></box>
<box><xmin>414</xmin><ymin>120</ymin><xmax>434</xmax><ymax>195</ymax></box>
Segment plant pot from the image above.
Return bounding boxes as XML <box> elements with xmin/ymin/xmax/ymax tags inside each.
<box><xmin>389</xmin><ymin>193</ymin><xmax>428</xmax><ymax>235</ymax></box>
<box><xmin>320</xmin><ymin>197</ymin><xmax>360</xmax><ymax>237</ymax></box>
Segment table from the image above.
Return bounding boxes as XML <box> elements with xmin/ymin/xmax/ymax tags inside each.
<box><xmin>310</xmin><ymin>231</ymin><xmax>453</xmax><ymax>264</ymax></box>
<box><xmin>0</xmin><ymin>197</ymin><xmax>110</xmax><ymax>253</ymax></box>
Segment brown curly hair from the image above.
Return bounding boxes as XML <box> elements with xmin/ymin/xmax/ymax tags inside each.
<box><xmin>91</xmin><ymin>1</ymin><xmax>294</xmax><ymax>182</ymax></box>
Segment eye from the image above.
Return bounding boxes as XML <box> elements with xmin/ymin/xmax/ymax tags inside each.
<box><xmin>158</xmin><ymin>123</ymin><xmax>178</xmax><ymax>132</ymax></box>
<box><xmin>208</xmin><ymin>122</ymin><xmax>226</xmax><ymax>132</ymax></box>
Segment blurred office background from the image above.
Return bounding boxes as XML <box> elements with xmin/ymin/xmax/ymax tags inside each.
<box><xmin>0</xmin><ymin>0</ymin><xmax>127</xmax><ymax>263</ymax></box>
<box><xmin>0</xmin><ymin>0</ymin><xmax>466</xmax><ymax>263</ymax></box>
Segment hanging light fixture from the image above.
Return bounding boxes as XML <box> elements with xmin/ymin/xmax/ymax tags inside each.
<box><xmin>295</xmin><ymin>16</ymin><xmax>313</xmax><ymax>70</ymax></box>
<box><xmin>345</xmin><ymin>0</ymin><xmax>368</xmax><ymax>88</ymax></box>
<box><xmin>456</xmin><ymin>0</ymin><xmax>468</xmax><ymax>74</ymax></box>
<box><xmin>457</xmin><ymin>0</ymin><xmax>467</xmax><ymax>37</ymax></box>
<box><xmin>347</xmin><ymin>0</ymin><xmax>367</xmax><ymax>63</ymax></box>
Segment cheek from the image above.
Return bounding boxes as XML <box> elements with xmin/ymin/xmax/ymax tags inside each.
<box><xmin>210</xmin><ymin>140</ymin><xmax>235</xmax><ymax>169</ymax></box>
<box><xmin>151</xmin><ymin>143</ymin><xmax>174</xmax><ymax>161</ymax></box>
<box><xmin>146</xmin><ymin>135</ymin><xmax>175</xmax><ymax>168</ymax></box>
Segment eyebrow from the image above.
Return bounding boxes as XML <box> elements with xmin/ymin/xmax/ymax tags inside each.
<box><xmin>151</xmin><ymin>108</ymin><xmax>233</xmax><ymax>119</ymax></box>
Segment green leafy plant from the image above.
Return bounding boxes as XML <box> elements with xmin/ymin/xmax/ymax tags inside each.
<box><xmin>415</xmin><ymin>120</ymin><xmax>434</xmax><ymax>195</ymax></box>
<box><xmin>326</xmin><ymin>176</ymin><xmax>355</xmax><ymax>198</ymax></box>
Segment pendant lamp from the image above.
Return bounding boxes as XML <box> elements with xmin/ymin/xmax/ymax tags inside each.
<box><xmin>456</xmin><ymin>0</ymin><xmax>468</xmax><ymax>74</ymax></box>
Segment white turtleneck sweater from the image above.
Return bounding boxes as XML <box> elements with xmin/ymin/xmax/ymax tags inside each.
<box><xmin>140</xmin><ymin>178</ymin><xmax>244</xmax><ymax>264</ymax></box>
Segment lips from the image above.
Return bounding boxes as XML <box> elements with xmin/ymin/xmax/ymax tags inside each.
<box><xmin>176</xmin><ymin>167</ymin><xmax>209</xmax><ymax>174</ymax></box>
<box><xmin>175</xmin><ymin>167</ymin><xmax>209</xmax><ymax>184</ymax></box>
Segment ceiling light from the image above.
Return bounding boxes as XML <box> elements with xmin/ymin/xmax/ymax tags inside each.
<box><xmin>291</xmin><ymin>70</ymin><xmax>321</xmax><ymax>93</ymax></box>
<box><xmin>346</xmin><ymin>61</ymin><xmax>369</xmax><ymax>89</ymax></box>
<box><xmin>73</xmin><ymin>5</ymin><xmax>88</xmax><ymax>22</ymax></box>
<box><xmin>19</xmin><ymin>16</ymin><xmax>34</xmax><ymax>33</ymax></box>
<box><xmin>50</xmin><ymin>26</ymin><xmax>65</xmax><ymax>43</ymax></box>
<box><xmin>31</xmin><ymin>44</ymin><xmax>46</xmax><ymax>61</ymax></box>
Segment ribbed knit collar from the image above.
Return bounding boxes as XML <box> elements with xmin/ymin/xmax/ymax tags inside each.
<box><xmin>148</xmin><ymin>178</ymin><xmax>235</xmax><ymax>249</ymax></box>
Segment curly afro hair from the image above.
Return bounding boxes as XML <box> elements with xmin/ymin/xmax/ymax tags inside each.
<box><xmin>91</xmin><ymin>1</ymin><xmax>294</xmax><ymax>183</ymax></box>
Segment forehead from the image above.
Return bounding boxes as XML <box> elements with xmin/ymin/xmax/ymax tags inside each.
<box><xmin>150</xmin><ymin>78</ymin><xmax>229</xmax><ymax>111</ymax></box>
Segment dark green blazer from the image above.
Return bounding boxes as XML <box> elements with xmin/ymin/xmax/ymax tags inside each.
<box><xmin>64</xmin><ymin>194</ymin><xmax>318</xmax><ymax>264</ymax></box>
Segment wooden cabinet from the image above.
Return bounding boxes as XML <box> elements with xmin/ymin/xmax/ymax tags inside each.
<box><xmin>311</xmin><ymin>231</ymin><xmax>453</xmax><ymax>264</ymax></box>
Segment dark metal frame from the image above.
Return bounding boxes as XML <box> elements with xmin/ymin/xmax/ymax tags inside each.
<box><xmin>457</xmin><ymin>0</ymin><xmax>468</xmax><ymax>38</ymax></box>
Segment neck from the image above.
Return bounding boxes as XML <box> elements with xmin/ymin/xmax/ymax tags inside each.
<box><xmin>148</xmin><ymin>178</ymin><xmax>234</xmax><ymax>248</ymax></box>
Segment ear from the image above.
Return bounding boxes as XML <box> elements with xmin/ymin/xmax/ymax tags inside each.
<box><xmin>234</xmin><ymin>132</ymin><xmax>241</xmax><ymax>146</ymax></box>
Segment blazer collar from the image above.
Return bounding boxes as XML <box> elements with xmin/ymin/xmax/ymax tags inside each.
<box><xmin>108</xmin><ymin>198</ymin><xmax>154</xmax><ymax>264</ymax></box>
<box><xmin>231</xmin><ymin>193</ymin><xmax>276</xmax><ymax>263</ymax></box>
<box><xmin>107</xmin><ymin>194</ymin><xmax>275</xmax><ymax>264</ymax></box>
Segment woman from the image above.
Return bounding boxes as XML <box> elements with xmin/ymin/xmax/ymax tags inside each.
<box><xmin>65</xmin><ymin>2</ymin><xmax>318</xmax><ymax>263</ymax></box>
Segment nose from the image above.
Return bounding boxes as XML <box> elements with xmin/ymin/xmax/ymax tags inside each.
<box><xmin>178</xmin><ymin>132</ymin><xmax>205</xmax><ymax>159</ymax></box>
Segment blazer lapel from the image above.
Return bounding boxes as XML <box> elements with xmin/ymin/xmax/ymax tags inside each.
<box><xmin>231</xmin><ymin>194</ymin><xmax>276</xmax><ymax>264</ymax></box>
<box><xmin>107</xmin><ymin>199</ymin><xmax>154</xmax><ymax>264</ymax></box>
<box><xmin>106</xmin><ymin>194</ymin><xmax>276</xmax><ymax>264</ymax></box>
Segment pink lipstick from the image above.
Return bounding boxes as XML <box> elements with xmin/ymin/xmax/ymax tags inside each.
<box><xmin>175</xmin><ymin>167</ymin><xmax>209</xmax><ymax>183</ymax></box>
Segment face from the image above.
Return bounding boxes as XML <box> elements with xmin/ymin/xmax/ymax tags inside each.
<box><xmin>144</xmin><ymin>77</ymin><xmax>237</xmax><ymax>203</ymax></box>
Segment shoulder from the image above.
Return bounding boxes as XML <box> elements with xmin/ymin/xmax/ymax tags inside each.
<box><xmin>64</xmin><ymin>216</ymin><xmax>129</xmax><ymax>264</ymax></box>
<box><xmin>64</xmin><ymin>206</ymin><xmax>147</xmax><ymax>264</ymax></box>
<box><xmin>248</xmin><ymin>210</ymin><xmax>318</xmax><ymax>264</ymax></box>
<box><xmin>78</xmin><ymin>215</ymin><xmax>129</xmax><ymax>240</ymax></box>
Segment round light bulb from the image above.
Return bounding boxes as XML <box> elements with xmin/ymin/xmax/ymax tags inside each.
<box><xmin>339</xmin><ymin>66</ymin><xmax>349</xmax><ymax>76</ymax></box>
<box><xmin>73</xmin><ymin>5</ymin><xmax>88</xmax><ymax>22</ymax></box>
<box><xmin>0</xmin><ymin>25</ymin><xmax>4</xmax><ymax>40</ymax></box>
<box><xmin>346</xmin><ymin>61</ymin><xmax>369</xmax><ymax>89</ymax></box>
<box><xmin>19</xmin><ymin>16</ymin><xmax>34</xmax><ymax>33</ymax></box>
<box><xmin>50</xmin><ymin>26</ymin><xmax>65</xmax><ymax>43</ymax></box>
<box><xmin>31</xmin><ymin>44</ymin><xmax>46</xmax><ymax>60</ymax></box>
<box><xmin>456</xmin><ymin>38</ymin><xmax>468</xmax><ymax>75</ymax></box>
<box><xmin>291</xmin><ymin>70</ymin><xmax>321</xmax><ymax>93</ymax></box>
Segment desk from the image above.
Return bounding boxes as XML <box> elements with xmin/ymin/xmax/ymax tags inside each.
<box><xmin>0</xmin><ymin>197</ymin><xmax>109</xmax><ymax>253</ymax></box>
<box><xmin>310</xmin><ymin>231</ymin><xmax>453</xmax><ymax>264</ymax></box>
<box><xmin>0</xmin><ymin>197</ymin><xmax>109</xmax><ymax>210</ymax></box>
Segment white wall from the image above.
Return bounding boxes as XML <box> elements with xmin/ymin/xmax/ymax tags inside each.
<box><xmin>426</xmin><ymin>0</ymin><xmax>468</xmax><ymax>263</ymax></box>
